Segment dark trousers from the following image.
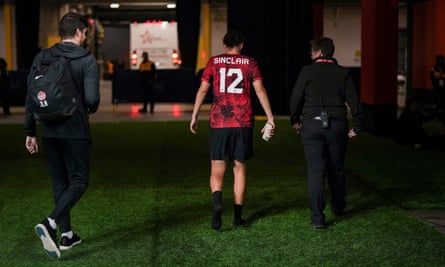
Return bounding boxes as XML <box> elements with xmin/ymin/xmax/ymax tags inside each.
<box><xmin>0</xmin><ymin>90</ymin><xmax>10</xmax><ymax>114</ymax></box>
<box><xmin>433</xmin><ymin>86</ymin><xmax>445</xmax><ymax>125</ymax></box>
<box><xmin>142</xmin><ymin>82</ymin><xmax>155</xmax><ymax>112</ymax></box>
<box><xmin>43</xmin><ymin>138</ymin><xmax>91</xmax><ymax>233</ymax></box>
<box><xmin>300</xmin><ymin>119</ymin><xmax>348</xmax><ymax>224</ymax></box>
<box><xmin>433</xmin><ymin>85</ymin><xmax>445</xmax><ymax>110</ymax></box>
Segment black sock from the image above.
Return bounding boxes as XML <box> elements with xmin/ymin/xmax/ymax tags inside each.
<box><xmin>211</xmin><ymin>191</ymin><xmax>223</xmax><ymax>230</ymax></box>
<box><xmin>233</xmin><ymin>204</ymin><xmax>247</xmax><ymax>226</ymax></box>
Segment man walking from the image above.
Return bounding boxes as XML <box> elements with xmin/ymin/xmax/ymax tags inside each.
<box><xmin>24</xmin><ymin>12</ymin><xmax>100</xmax><ymax>259</ymax></box>
<box><xmin>290</xmin><ymin>37</ymin><xmax>363</xmax><ymax>229</ymax></box>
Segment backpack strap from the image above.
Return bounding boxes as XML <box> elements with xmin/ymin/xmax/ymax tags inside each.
<box><xmin>47</xmin><ymin>46</ymin><xmax>91</xmax><ymax>104</ymax></box>
<box><xmin>48</xmin><ymin>47</ymin><xmax>79</xmax><ymax>90</ymax></box>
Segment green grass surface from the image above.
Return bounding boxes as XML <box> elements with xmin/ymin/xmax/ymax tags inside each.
<box><xmin>1</xmin><ymin>119</ymin><xmax>444</xmax><ymax>266</ymax></box>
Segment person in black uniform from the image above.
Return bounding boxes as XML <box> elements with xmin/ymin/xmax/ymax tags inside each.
<box><xmin>394</xmin><ymin>96</ymin><xmax>445</xmax><ymax>149</ymax></box>
<box><xmin>394</xmin><ymin>97</ymin><xmax>433</xmax><ymax>148</ymax></box>
<box><xmin>138</xmin><ymin>52</ymin><xmax>157</xmax><ymax>114</ymax></box>
<box><xmin>289</xmin><ymin>37</ymin><xmax>363</xmax><ymax>229</ymax></box>
<box><xmin>430</xmin><ymin>54</ymin><xmax>445</xmax><ymax>123</ymax></box>
<box><xmin>24</xmin><ymin>12</ymin><xmax>100</xmax><ymax>259</ymax></box>
<box><xmin>0</xmin><ymin>57</ymin><xmax>11</xmax><ymax>115</ymax></box>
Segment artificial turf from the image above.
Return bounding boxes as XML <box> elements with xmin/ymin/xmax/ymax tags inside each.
<box><xmin>0</xmin><ymin>119</ymin><xmax>444</xmax><ymax>266</ymax></box>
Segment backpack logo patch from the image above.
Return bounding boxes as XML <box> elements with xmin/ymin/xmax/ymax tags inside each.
<box><xmin>37</xmin><ymin>90</ymin><xmax>48</xmax><ymax>107</ymax></box>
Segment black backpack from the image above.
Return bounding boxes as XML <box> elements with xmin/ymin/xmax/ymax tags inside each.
<box><xmin>28</xmin><ymin>49</ymin><xmax>81</xmax><ymax>123</ymax></box>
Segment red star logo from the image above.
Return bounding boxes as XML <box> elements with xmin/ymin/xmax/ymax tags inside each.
<box><xmin>140</xmin><ymin>30</ymin><xmax>153</xmax><ymax>44</ymax></box>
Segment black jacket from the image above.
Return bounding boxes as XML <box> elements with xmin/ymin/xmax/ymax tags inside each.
<box><xmin>289</xmin><ymin>57</ymin><xmax>363</xmax><ymax>132</ymax></box>
<box><xmin>24</xmin><ymin>42</ymin><xmax>100</xmax><ymax>139</ymax></box>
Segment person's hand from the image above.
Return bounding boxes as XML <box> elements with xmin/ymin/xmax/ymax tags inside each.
<box><xmin>190</xmin><ymin>117</ymin><xmax>198</xmax><ymax>134</ymax></box>
<box><xmin>292</xmin><ymin>123</ymin><xmax>301</xmax><ymax>135</ymax></box>
<box><xmin>25</xmin><ymin>136</ymin><xmax>39</xmax><ymax>154</ymax></box>
<box><xmin>348</xmin><ymin>128</ymin><xmax>357</xmax><ymax>138</ymax></box>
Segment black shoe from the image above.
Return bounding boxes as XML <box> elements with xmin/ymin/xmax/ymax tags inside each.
<box><xmin>34</xmin><ymin>219</ymin><xmax>61</xmax><ymax>259</ymax></box>
<box><xmin>60</xmin><ymin>233</ymin><xmax>82</xmax><ymax>250</ymax></box>
<box><xmin>310</xmin><ymin>222</ymin><xmax>326</xmax><ymax>229</ymax></box>
<box><xmin>211</xmin><ymin>204</ymin><xmax>223</xmax><ymax>230</ymax></box>
<box><xmin>138</xmin><ymin>108</ymin><xmax>147</xmax><ymax>113</ymax></box>
<box><xmin>233</xmin><ymin>204</ymin><xmax>246</xmax><ymax>226</ymax></box>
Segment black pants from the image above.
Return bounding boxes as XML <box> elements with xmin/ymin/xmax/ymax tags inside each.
<box><xmin>433</xmin><ymin>85</ymin><xmax>445</xmax><ymax>110</ymax></box>
<box><xmin>142</xmin><ymin>82</ymin><xmax>155</xmax><ymax>112</ymax></box>
<box><xmin>300</xmin><ymin>119</ymin><xmax>348</xmax><ymax>224</ymax></box>
<box><xmin>43</xmin><ymin>138</ymin><xmax>91</xmax><ymax>233</ymax></box>
<box><xmin>0</xmin><ymin>89</ymin><xmax>10</xmax><ymax>114</ymax></box>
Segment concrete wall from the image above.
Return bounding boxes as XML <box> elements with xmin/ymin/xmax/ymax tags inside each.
<box><xmin>323</xmin><ymin>5</ymin><xmax>407</xmax><ymax>68</ymax></box>
<box><xmin>209</xmin><ymin>3</ymin><xmax>226</xmax><ymax>57</ymax></box>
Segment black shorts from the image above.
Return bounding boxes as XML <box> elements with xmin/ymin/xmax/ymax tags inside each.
<box><xmin>210</xmin><ymin>127</ymin><xmax>253</xmax><ymax>162</ymax></box>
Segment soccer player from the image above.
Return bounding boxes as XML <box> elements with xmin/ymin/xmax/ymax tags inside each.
<box><xmin>190</xmin><ymin>30</ymin><xmax>275</xmax><ymax>230</ymax></box>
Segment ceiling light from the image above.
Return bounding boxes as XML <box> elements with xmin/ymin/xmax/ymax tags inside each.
<box><xmin>166</xmin><ymin>3</ymin><xmax>176</xmax><ymax>9</ymax></box>
<box><xmin>110</xmin><ymin>3</ymin><xmax>120</xmax><ymax>9</ymax></box>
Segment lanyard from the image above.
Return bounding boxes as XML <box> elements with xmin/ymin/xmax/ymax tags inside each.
<box><xmin>315</xmin><ymin>59</ymin><xmax>335</xmax><ymax>64</ymax></box>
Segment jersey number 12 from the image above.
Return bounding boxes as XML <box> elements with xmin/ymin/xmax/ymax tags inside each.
<box><xmin>219</xmin><ymin>67</ymin><xmax>243</xmax><ymax>94</ymax></box>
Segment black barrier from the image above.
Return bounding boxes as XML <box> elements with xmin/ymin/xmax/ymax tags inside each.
<box><xmin>8</xmin><ymin>69</ymin><xmax>29</xmax><ymax>106</ymax></box>
<box><xmin>112</xmin><ymin>68</ymin><xmax>197</xmax><ymax>104</ymax></box>
<box><xmin>111</xmin><ymin>69</ymin><xmax>144</xmax><ymax>103</ymax></box>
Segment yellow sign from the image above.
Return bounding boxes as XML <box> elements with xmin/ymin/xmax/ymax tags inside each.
<box><xmin>47</xmin><ymin>36</ymin><xmax>61</xmax><ymax>48</ymax></box>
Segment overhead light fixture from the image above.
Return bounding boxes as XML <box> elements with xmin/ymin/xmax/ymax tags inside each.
<box><xmin>110</xmin><ymin>2</ymin><xmax>120</xmax><ymax>9</ymax></box>
<box><xmin>166</xmin><ymin>3</ymin><xmax>176</xmax><ymax>9</ymax></box>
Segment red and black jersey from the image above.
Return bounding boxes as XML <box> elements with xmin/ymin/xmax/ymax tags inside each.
<box><xmin>201</xmin><ymin>54</ymin><xmax>262</xmax><ymax>128</ymax></box>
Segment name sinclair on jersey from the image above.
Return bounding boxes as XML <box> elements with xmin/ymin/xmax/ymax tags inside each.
<box><xmin>213</xmin><ymin>56</ymin><xmax>249</xmax><ymax>65</ymax></box>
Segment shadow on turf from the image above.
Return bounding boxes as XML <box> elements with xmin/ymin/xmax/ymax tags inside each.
<box><xmin>247</xmin><ymin>200</ymin><xmax>304</xmax><ymax>222</ymax></box>
<box><xmin>244</xmin><ymin>186</ymin><xmax>386</xmax><ymax>230</ymax></box>
<box><xmin>55</xmin><ymin>199</ymin><xmax>307</xmax><ymax>259</ymax></box>
<box><xmin>51</xmin><ymin>182</ymin><xmax>388</xmax><ymax>260</ymax></box>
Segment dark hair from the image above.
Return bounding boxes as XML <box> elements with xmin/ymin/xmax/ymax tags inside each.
<box><xmin>310</xmin><ymin>37</ymin><xmax>335</xmax><ymax>57</ymax></box>
<box><xmin>437</xmin><ymin>54</ymin><xmax>445</xmax><ymax>63</ymax></box>
<box><xmin>223</xmin><ymin>31</ymin><xmax>245</xmax><ymax>48</ymax></box>
<box><xmin>59</xmin><ymin>12</ymin><xmax>88</xmax><ymax>39</ymax></box>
